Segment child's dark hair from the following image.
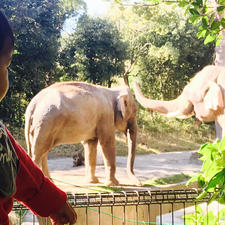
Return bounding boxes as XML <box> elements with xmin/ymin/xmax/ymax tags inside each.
<box><xmin>0</xmin><ymin>11</ymin><xmax>14</xmax><ymax>53</ymax></box>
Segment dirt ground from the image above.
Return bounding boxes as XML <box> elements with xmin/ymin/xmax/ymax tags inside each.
<box><xmin>48</xmin><ymin>150</ymin><xmax>202</xmax><ymax>193</ymax></box>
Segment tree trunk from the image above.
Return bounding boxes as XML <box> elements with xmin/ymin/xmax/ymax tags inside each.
<box><xmin>214</xmin><ymin>1</ymin><xmax>225</xmax><ymax>139</ymax></box>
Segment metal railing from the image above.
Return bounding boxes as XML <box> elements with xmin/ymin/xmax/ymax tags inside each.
<box><xmin>12</xmin><ymin>189</ymin><xmax>220</xmax><ymax>225</ymax></box>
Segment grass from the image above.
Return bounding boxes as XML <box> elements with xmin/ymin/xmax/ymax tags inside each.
<box><xmin>143</xmin><ymin>173</ymin><xmax>192</xmax><ymax>187</ymax></box>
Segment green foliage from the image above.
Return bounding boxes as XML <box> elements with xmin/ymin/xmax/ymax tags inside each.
<box><xmin>188</xmin><ymin>137</ymin><xmax>225</xmax><ymax>204</ymax></box>
<box><xmin>185</xmin><ymin>137</ymin><xmax>225</xmax><ymax>224</ymax></box>
<box><xmin>184</xmin><ymin>205</ymin><xmax>225</xmax><ymax>225</ymax></box>
<box><xmin>178</xmin><ymin>0</ymin><xmax>224</xmax><ymax>46</ymax></box>
<box><xmin>59</xmin><ymin>15</ymin><xmax>128</xmax><ymax>87</ymax></box>
<box><xmin>133</xmin><ymin>4</ymin><xmax>214</xmax><ymax>99</ymax></box>
<box><xmin>117</xmin><ymin>0</ymin><xmax>225</xmax><ymax>46</ymax></box>
<box><xmin>0</xmin><ymin>0</ymin><xmax>85</xmax><ymax>125</ymax></box>
<box><xmin>108</xmin><ymin>3</ymin><xmax>214</xmax><ymax>98</ymax></box>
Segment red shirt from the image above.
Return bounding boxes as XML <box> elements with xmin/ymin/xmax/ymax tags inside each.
<box><xmin>0</xmin><ymin>128</ymin><xmax>67</xmax><ymax>225</ymax></box>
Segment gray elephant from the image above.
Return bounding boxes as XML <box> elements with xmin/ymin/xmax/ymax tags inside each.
<box><xmin>25</xmin><ymin>81</ymin><xmax>140</xmax><ymax>186</ymax></box>
<box><xmin>133</xmin><ymin>65</ymin><xmax>225</xmax><ymax>136</ymax></box>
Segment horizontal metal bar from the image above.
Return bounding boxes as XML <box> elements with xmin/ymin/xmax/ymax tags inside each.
<box><xmin>13</xmin><ymin>188</ymin><xmax>212</xmax><ymax>210</ymax></box>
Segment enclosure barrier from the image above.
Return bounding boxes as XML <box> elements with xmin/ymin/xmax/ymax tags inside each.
<box><xmin>12</xmin><ymin>189</ymin><xmax>222</xmax><ymax>225</ymax></box>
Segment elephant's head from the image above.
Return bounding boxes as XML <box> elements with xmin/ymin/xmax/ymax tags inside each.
<box><xmin>133</xmin><ymin>65</ymin><xmax>225</xmax><ymax>123</ymax></box>
<box><xmin>114</xmin><ymin>86</ymin><xmax>140</xmax><ymax>185</ymax></box>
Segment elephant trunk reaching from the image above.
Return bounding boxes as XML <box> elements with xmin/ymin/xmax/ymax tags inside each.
<box><xmin>126</xmin><ymin>117</ymin><xmax>141</xmax><ymax>185</ymax></box>
<box><xmin>133</xmin><ymin>82</ymin><xmax>194</xmax><ymax>119</ymax></box>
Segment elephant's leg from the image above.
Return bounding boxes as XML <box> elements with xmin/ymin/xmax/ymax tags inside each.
<box><xmin>31</xmin><ymin>136</ymin><xmax>53</xmax><ymax>177</ymax></box>
<box><xmin>82</xmin><ymin>138</ymin><xmax>99</xmax><ymax>183</ymax></box>
<box><xmin>98</xmin><ymin>134</ymin><xmax>119</xmax><ymax>186</ymax></box>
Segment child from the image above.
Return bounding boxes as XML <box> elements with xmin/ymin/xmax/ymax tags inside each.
<box><xmin>0</xmin><ymin>10</ymin><xmax>77</xmax><ymax>225</ymax></box>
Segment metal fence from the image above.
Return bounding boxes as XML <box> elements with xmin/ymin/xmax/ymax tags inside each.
<box><xmin>12</xmin><ymin>188</ymin><xmax>223</xmax><ymax>225</ymax></box>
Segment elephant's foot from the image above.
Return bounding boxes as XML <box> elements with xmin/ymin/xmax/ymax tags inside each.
<box><xmin>85</xmin><ymin>176</ymin><xmax>99</xmax><ymax>184</ymax></box>
<box><xmin>104</xmin><ymin>177</ymin><xmax>119</xmax><ymax>186</ymax></box>
<box><xmin>128</xmin><ymin>173</ymin><xmax>142</xmax><ymax>186</ymax></box>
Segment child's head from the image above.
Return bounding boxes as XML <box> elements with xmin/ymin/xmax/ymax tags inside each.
<box><xmin>0</xmin><ymin>11</ymin><xmax>14</xmax><ymax>101</ymax></box>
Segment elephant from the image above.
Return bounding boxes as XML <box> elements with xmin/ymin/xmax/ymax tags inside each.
<box><xmin>133</xmin><ymin>65</ymin><xmax>225</xmax><ymax>137</ymax></box>
<box><xmin>25</xmin><ymin>81</ymin><xmax>140</xmax><ymax>186</ymax></box>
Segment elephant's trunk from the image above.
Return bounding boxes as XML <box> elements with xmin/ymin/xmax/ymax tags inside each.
<box><xmin>126</xmin><ymin>117</ymin><xmax>141</xmax><ymax>186</ymax></box>
<box><xmin>133</xmin><ymin>82</ymin><xmax>194</xmax><ymax>119</ymax></box>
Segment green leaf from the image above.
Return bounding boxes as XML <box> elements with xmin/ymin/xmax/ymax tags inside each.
<box><xmin>204</xmin><ymin>34</ymin><xmax>216</xmax><ymax>44</ymax></box>
<box><xmin>218</xmin><ymin>0</ymin><xmax>225</xmax><ymax>5</ymax></box>
<box><xmin>221</xmin><ymin>18</ymin><xmax>225</xmax><ymax>28</ymax></box>
<box><xmin>189</xmin><ymin>8</ymin><xmax>200</xmax><ymax>15</ymax></box>
<box><xmin>211</xmin><ymin>21</ymin><xmax>220</xmax><ymax>32</ymax></box>
<box><xmin>202</xmin><ymin>16</ymin><xmax>208</xmax><ymax>27</ymax></box>
<box><xmin>196</xmin><ymin>191</ymin><xmax>207</xmax><ymax>201</ymax></box>
<box><xmin>204</xmin><ymin>169</ymin><xmax>225</xmax><ymax>192</ymax></box>
<box><xmin>203</xmin><ymin>211</ymin><xmax>216</xmax><ymax>224</ymax></box>
<box><xmin>196</xmin><ymin>0</ymin><xmax>203</xmax><ymax>6</ymax></box>
<box><xmin>218</xmin><ymin>208</ymin><xmax>225</xmax><ymax>218</ymax></box>
<box><xmin>186</xmin><ymin>175</ymin><xmax>198</xmax><ymax>186</ymax></box>
<box><xmin>217</xmin><ymin>6</ymin><xmax>225</xmax><ymax>15</ymax></box>
<box><xmin>197</xmin><ymin>30</ymin><xmax>207</xmax><ymax>39</ymax></box>
<box><xmin>216</xmin><ymin>35</ymin><xmax>223</xmax><ymax>46</ymax></box>
<box><xmin>178</xmin><ymin>0</ymin><xmax>189</xmax><ymax>7</ymax></box>
<box><xmin>209</xmin><ymin>15</ymin><xmax>216</xmax><ymax>26</ymax></box>
<box><xmin>189</xmin><ymin>15</ymin><xmax>200</xmax><ymax>25</ymax></box>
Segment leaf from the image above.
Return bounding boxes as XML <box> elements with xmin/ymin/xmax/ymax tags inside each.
<box><xmin>178</xmin><ymin>0</ymin><xmax>189</xmax><ymax>7</ymax></box>
<box><xmin>189</xmin><ymin>15</ymin><xmax>200</xmax><ymax>25</ymax></box>
<box><xmin>196</xmin><ymin>0</ymin><xmax>203</xmax><ymax>6</ymax></box>
<box><xmin>217</xmin><ymin>6</ymin><xmax>225</xmax><ymax>15</ymax></box>
<box><xmin>218</xmin><ymin>208</ymin><xmax>225</xmax><ymax>218</ymax></box>
<box><xmin>197</xmin><ymin>30</ymin><xmax>207</xmax><ymax>38</ymax></box>
<box><xmin>211</xmin><ymin>21</ymin><xmax>220</xmax><ymax>33</ymax></box>
<box><xmin>221</xmin><ymin>18</ymin><xmax>225</xmax><ymax>28</ymax></box>
<box><xmin>196</xmin><ymin>190</ymin><xmax>207</xmax><ymax>201</ymax></box>
<box><xmin>199</xmin><ymin>142</ymin><xmax>211</xmax><ymax>153</ymax></box>
<box><xmin>202</xmin><ymin>16</ymin><xmax>208</xmax><ymax>27</ymax></box>
<box><xmin>202</xmin><ymin>211</ymin><xmax>216</xmax><ymax>224</ymax></box>
<box><xmin>189</xmin><ymin>8</ymin><xmax>200</xmax><ymax>16</ymax></box>
<box><xmin>204</xmin><ymin>34</ymin><xmax>216</xmax><ymax>45</ymax></box>
<box><xmin>208</xmin><ymin>190</ymin><xmax>221</xmax><ymax>203</ymax></box>
<box><xmin>186</xmin><ymin>175</ymin><xmax>198</xmax><ymax>186</ymax></box>
<box><xmin>204</xmin><ymin>169</ymin><xmax>225</xmax><ymax>192</ymax></box>
<box><xmin>218</xmin><ymin>0</ymin><xmax>225</xmax><ymax>5</ymax></box>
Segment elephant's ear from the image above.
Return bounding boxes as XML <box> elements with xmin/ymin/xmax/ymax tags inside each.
<box><xmin>204</xmin><ymin>82</ymin><xmax>224</xmax><ymax>111</ymax></box>
<box><xmin>117</xmin><ymin>92</ymin><xmax>132</xmax><ymax>120</ymax></box>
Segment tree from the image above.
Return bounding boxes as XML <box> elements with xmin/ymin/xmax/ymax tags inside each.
<box><xmin>107</xmin><ymin>4</ymin><xmax>152</xmax><ymax>85</ymax></box>
<box><xmin>59</xmin><ymin>15</ymin><xmax>128</xmax><ymax>87</ymax></box>
<box><xmin>137</xmin><ymin>5</ymin><xmax>214</xmax><ymax>99</ymax></box>
<box><xmin>107</xmin><ymin>3</ymin><xmax>214</xmax><ymax>99</ymax></box>
<box><xmin>111</xmin><ymin>0</ymin><xmax>224</xmax><ymax>138</ymax></box>
<box><xmin>112</xmin><ymin>0</ymin><xmax>225</xmax><ymax>45</ymax></box>
<box><xmin>0</xmin><ymin>0</ymin><xmax>85</xmax><ymax>125</ymax></box>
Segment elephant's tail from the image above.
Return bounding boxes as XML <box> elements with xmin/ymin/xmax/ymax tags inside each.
<box><xmin>24</xmin><ymin>102</ymin><xmax>35</xmax><ymax>158</ymax></box>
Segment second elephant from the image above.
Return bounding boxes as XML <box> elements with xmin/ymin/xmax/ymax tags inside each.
<box><xmin>133</xmin><ymin>65</ymin><xmax>225</xmax><ymax>137</ymax></box>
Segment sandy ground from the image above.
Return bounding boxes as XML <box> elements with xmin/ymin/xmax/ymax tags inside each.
<box><xmin>48</xmin><ymin>150</ymin><xmax>202</xmax><ymax>193</ymax></box>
